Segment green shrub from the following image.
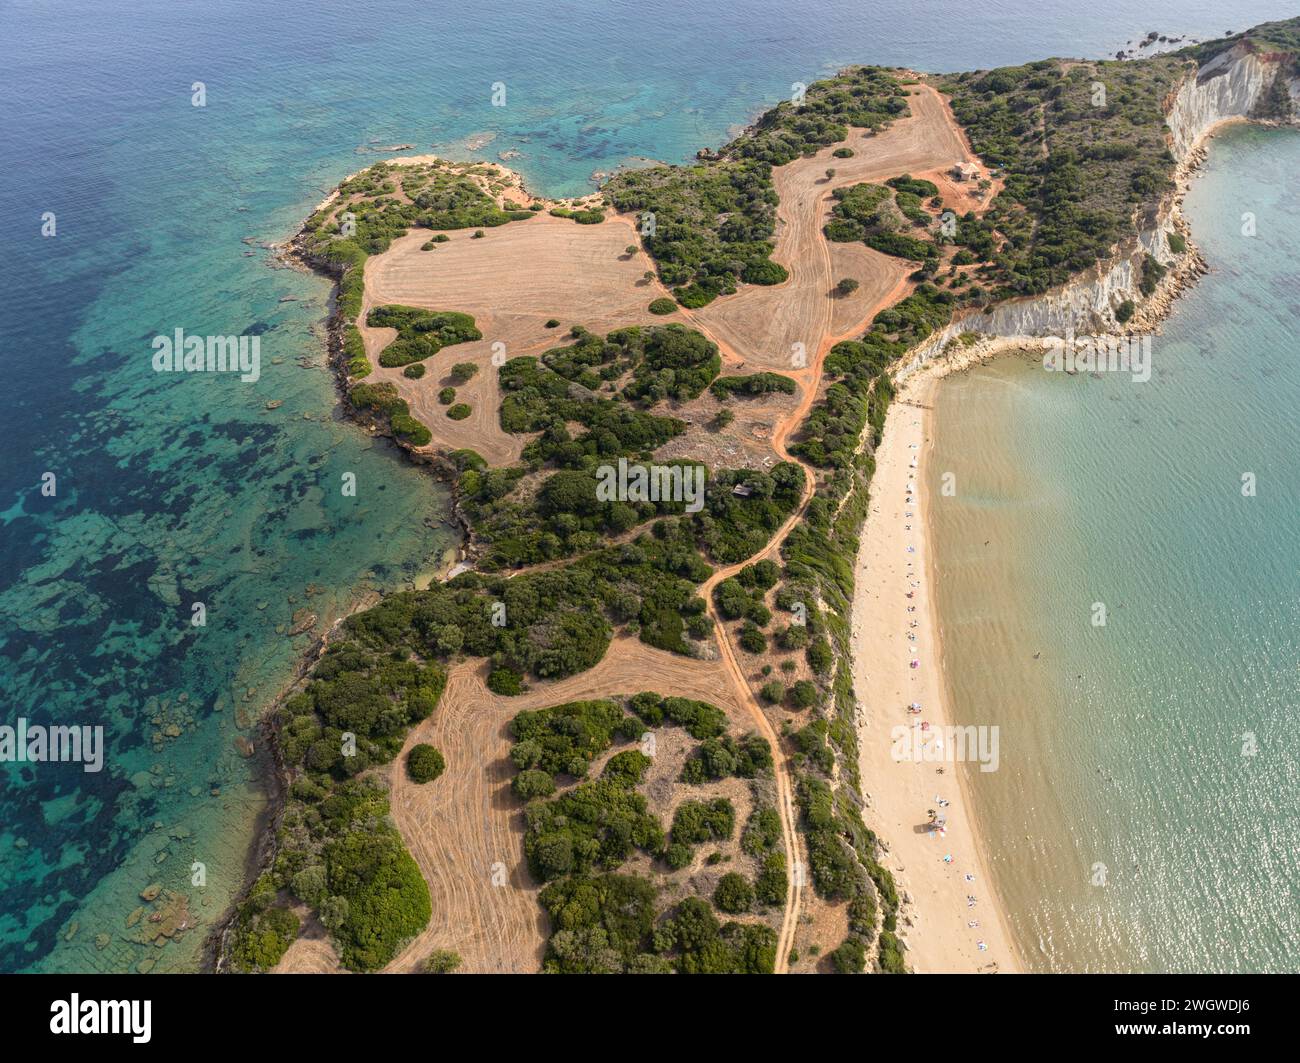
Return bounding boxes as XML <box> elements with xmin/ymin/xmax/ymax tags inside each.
<box><xmin>525</xmin><ymin>777</ymin><xmax>665</xmax><ymax>882</ymax></box>
<box><xmin>438</xmin><ymin>386</ymin><xmax>456</xmax><ymax>405</ymax></box>
<box><xmin>878</xmin><ymin>930</ymin><xmax>907</xmax><ymax>973</ymax></box>
<box><xmin>447</xmin><ymin>403</ymin><xmax>471</xmax><ymax>420</ymax></box>
<box><xmin>648</xmin><ymin>297</ymin><xmax>677</xmax><ymax>315</ymax></box>
<box><xmin>343</xmin><ymin>324</ymin><xmax>370</xmax><ymax>377</ymax></box>
<box><xmin>326</xmin><ymin>820</ymin><xmax>431</xmax><ymax>970</ymax></box>
<box><xmin>662</xmin><ymin>897</ymin><xmax>776</xmax><ymax>973</ymax></box>
<box><xmin>710</xmin><ymin>372</ymin><xmax>797</xmax><ymax>400</ymax></box>
<box><xmin>407</xmin><ymin>743</ymin><xmax>445</xmax><ymax>783</ymax></box>
<box><xmin>512</xmin><ymin>769</ymin><xmax>558</xmax><ymax>801</ymax></box>
<box><xmin>423</xmin><ymin>949</ymin><xmax>462</xmax><ymax>973</ymax></box>
<box><xmin>830</xmin><ymin>938</ymin><xmax>867</xmax><ymax>973</ymax></box>
<box><xmin>549</xmin><ymin>206</ymin><xmax>606</xmax><ymax>224</ymax></box>
<box><xmin>488</xmin><ymin>668</ymin><xmax>524</xmax><ymax>696</ymax></box>
<box><xmin>739</xmin><ymin>624</ymin><xmax>767</xmax><ymax>653</ymax></box>
<box><xmin>789</xmin><ymin>679</ymin><xmax>819</xmax><ymax>709</ymax></box>
<box><xmin>391</xmin><ymin>413</ymin><xmax>432</xmax><ymax>447</ymax></box>
<box><xmin>713</xmin><ymin>872</ymin><xmax>755</xmax><ymax>913</ymax></box>
<box><xmin>509</xmin><ymin>699</ymin><xmax>634</xmax><ymax>778</ymax></box>
<box><xmin>350</xmin><ymin>381</ymin><xmax>408</xmax><ymax>418</ymax></box>
<box><xmin>681</xmin><ymin>732</ymin><xmax>772</xmax><ymax>783</ymax></box>
<box><xmin>807</xmin><ymin>638</ymin><xmax>832</xmax><ymax>673</ymax></box>
<box><xmin>1138</xmin><ymin>253</ymin><xmax>1166</xmax><ymax>297</ymax></box>
<box><xmin>403</xmin><ymin>363</ymin><xmax>426</xmax><ymax>379</ymax></box>
<box><xmin>537</xmin><ymin>873</ymin><xmax>659</xmax><ymax>973</ymax></box>
<box><xmin>755</xmin><ymin>851</ymin><xmax>788</xmax><ymax>906</ymax></box>
<box><xmin>671</xmin><ymin>797</ymin><xmax>734</xmax><ymax>846</ymax></box>
<box><xmin>230</xmin><ymin>906</ymin><xmax>300</xmax><ymax>972</ymax></box>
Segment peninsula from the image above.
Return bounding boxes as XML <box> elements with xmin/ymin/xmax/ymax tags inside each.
<box><xmin>221</xmin><ymin>18</ymin><xmax>1300</xmax><ymax>975</ymax></box>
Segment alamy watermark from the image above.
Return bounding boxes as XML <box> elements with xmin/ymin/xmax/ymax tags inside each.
<box><xmin>50</xmin><ymin>994</ymin><xmax>150</xmax><ymax>1043</ymax></box>
<box><xmin>1</xmin><ymin>718</ymin><xmax>104</xmax><ymax>773</ymax></box>
<box><xmin>1042</xmin><ymin>330</ymin><xmax>1151</xmax><ymax>383</ymax></box>
<box><xmin>152</xmin><ymin>328</ymin><xmax>261</xmax><ymax>382</ymax></box>
<box><xmin>595</xmin><ymin>457</ymin><xmax>705</xmax><ymax>514</ymax></box>
<box><xmin>891</xmin><ymin>723</ymin><xmax>1000</xmax><ymax>772</ymax></box>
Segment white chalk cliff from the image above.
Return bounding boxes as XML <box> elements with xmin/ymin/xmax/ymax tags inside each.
<box><xmin>903</xmin><ymin>42</ymin><xmax>1297</xmax><ymax>375</ymax></box>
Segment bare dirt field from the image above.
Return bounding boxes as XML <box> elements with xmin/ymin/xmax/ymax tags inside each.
<box><xmin>360</xmin><ymin>214</ymin><xmax>680</xmax><ymax>465</ymax></box>
<box><xmin>683</xmin><ymin>84</ymin><xmax>981</xmax><ymax>372</ymax></box>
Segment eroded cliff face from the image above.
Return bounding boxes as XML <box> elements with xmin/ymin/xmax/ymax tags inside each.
<box><xmin>1166</xmin><ymin>43</ymin><xmax>1284</xmax><ymax>159</ymax></box>
<box><xmin>902</xmin><ymin>44</ymin><xmax>1295</xmax><ymax>376</ymax></box>
<box><xmin>902</xmin><ymin>211</ymin><xmax>1185</xmax><ymax>375</ymax></box>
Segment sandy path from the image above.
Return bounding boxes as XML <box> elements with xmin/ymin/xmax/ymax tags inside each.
<box><xmin>688</xmin><ymin>84</ymin><xmax>982</xmax><ymax>371</ymax></box>
<box><xmin>849</xmin><ymin>366</ymin><xmax>1021</xmax><ymax>972</ymax></box>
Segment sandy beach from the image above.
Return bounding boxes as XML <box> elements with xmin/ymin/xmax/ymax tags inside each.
<box><xmin>851</xmin><ymin>363</ymin><xmax>1022</xmax><ymax>973</ymax></box>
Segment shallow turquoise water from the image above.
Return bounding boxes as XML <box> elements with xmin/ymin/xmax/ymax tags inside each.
<box><xmin>932</xmin><ymin>124</ymin><xmax>1300</xmax><ymax>972</ymax></box>
<box><xmin>2</xmin><ymin>0</ymin><xmax>1295</xmax><ymax>971</ymax></box>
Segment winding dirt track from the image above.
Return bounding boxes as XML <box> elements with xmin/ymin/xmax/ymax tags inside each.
<box><xmin>281</xmin><ymin>80</ymin><xmax>986</xmax><ymax>975</ymax></box>
<box><xmin>677</xmin><ymin>82</ymin><xmax>984</xmax><ymax>971</ymax></box>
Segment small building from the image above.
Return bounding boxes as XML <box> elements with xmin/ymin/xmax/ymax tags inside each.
<box><xmin>951</xmin><ymin>162</ymin><xmax>980</xmax><ymax>182</ymax></box>
<box><xmin>731</xmin><ymin>484</ymin><xmax>753</xmax><ymax>497</ymax></box>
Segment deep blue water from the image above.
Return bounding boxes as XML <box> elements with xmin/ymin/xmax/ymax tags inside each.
<box><xmin>2</xmin><ymin>0</ymin><xmax>1294</xmax><ymax>972</ymax></box>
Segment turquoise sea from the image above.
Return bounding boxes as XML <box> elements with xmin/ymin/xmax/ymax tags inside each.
<box><xmin>931</xmin><ymin>124</ymin><xmax>1300</xmax><ymax>972</ymax></box>
<box><xmin>1</xmin><ymin>0</ymin><xmax>1295</xmax><ymax>972</ymax></box>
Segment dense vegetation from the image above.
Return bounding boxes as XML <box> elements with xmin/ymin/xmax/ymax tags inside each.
<box><xmin>938</xmin><ymin>54</ymin><xmax>1187</xmax><ymax>298</ymax></box>
<box><xmin>366</xmin><ymin>305</ymin><xmax>481</xmax><ymax>369</ymax></box>
<box><xmin>507</xmin><ymin>691</ymin><xmax>779</xmax><ymax>972</ymax></box>
<box><xmin>461</xmin><ymin>323</ymin><xmax>800</xmax><ymax>573</ymax></box>
<box><xmin>549</xmin><ymin>204</ymin><xmax>606</xmax><ymax>224</ymax></box>
<box><xmin>509</xmin><ymin>699</ymin><xmax>640</xmax><ymax>778</ymax></box>
<box><xmin>709</xmin><ymin>372</ymin><xmax>798</xmax><ymax>400</ymax></box>
<box><xmin>824</xmin><ymin>180</ymin><xmax>939</xmax><ymax>262</ymax></box>
<box><xmin>348</xmin><ymin>381</ymin><xmax>434</xmax><ymax>448</ymax></box>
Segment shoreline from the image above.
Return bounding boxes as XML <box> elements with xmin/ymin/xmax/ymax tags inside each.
<box><xmin>851</xmin><ymin>362</ymin><xmax>1022</xmax><ymax>973</ymax></box>
<box><xmin>849</xmin><ymin>109</ymin><xmax>1296</xmax><ymax>976</ymax></box>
